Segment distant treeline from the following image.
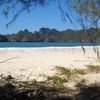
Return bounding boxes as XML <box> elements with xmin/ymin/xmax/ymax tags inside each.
<box><xmin>0</xmin><ymin>28</ymin><xmax>100</xmax><ymax>42</ymax></box>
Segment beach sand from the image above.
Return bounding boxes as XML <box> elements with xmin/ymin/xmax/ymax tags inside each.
<box><xmin>0</xmin><ymin>46</ymin><xmax>100</xmax><ymax>83</ymax></box>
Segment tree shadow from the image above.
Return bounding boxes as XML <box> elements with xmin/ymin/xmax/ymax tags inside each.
<box><xmin>75</xmin><ymin>83</ymin><xmax>100</xmax><ymax>100</ymax></box>
<box><xmin>0</xmin><ymin>79</ymin><xmax>100</xmax><ymax>100</ymax></box>
<box><xmin>34</xmin><ymin>87</ymin><xmax>73</xmax><ymax>100</ymax></box>
<box><xmin>0</xmin><ymin>82</ymin><xmax>73</xmax><ymax>100</ymax></box>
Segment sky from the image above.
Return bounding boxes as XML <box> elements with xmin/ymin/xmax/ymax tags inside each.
<box><xmin>0</xmin><ymin>1</ymin><xmax>81</xmax><ymax>34</ymax></box>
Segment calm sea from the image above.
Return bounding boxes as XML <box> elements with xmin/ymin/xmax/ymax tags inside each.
<box><xmin>0</xmin><ymin>42</ymin><xmax>100</xmax><ymax>48</ymax></box>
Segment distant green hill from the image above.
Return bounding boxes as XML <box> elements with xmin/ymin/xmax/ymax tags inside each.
<box><xmin>1</xmin><ymin>28</ymin><xmax>100</xmax><ymax>42</ymax></box>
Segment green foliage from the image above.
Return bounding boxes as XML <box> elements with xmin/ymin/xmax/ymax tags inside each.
<box><xmin>73</xmin><ymin>69</ymin><xmax>87</xmax><ymax>75</ymax></box>
<box><xmin>55</xmin><ymin>66</ymin><xmax>86</xmax><ymax>81</ymax></box>
<box><xmin>0</xmin><ymin>0</ymin><xmax>52</xmax><ymax>27</ymax></box>
<box><xmin>0</xmin><ymin>74</ymin><xmax>14</xmax><ymax>82</ymax></box>
<box><xmin>55</xmin><ymin>66</ymin><xmax>74</xmax><ymax>81</ymax></box>
<box><xmin>76</xmin><ymin>79</ymin><xmax>87</xmax><ymax>87</ymax></box>
<box><xmin>0</xmin><ymin>0</ymin><xmax>100</xmax><ymax>31</ymax></box>
<box><xmin>0</xmin><ymin>35</ymin><xmax>8</xmax><ymax>42</ymax></box>
<box><xmin>0</xmin><ymin>74</ymin><xmax>7</xmax><ymax>80</ymax></box>
<box><xmin>67</xmin><ymin>0</ymin><xmax>100</xmax><ymax>29</ymax></box>
<box><xmin>0</xmin><ymin>65</ymin><xmax>100</xmax><ymax>99</ymax></box>
<box><xmin>3</xmin><ymin>28</ymin><xmax>100</xmax><ymax>42</ymax></box>
<box><xmin>47</xmin><ymin>75</ymin><xmax>66</xmax><ymax>88</ymax></box>
<box><xmin>87</xmin><ymin>65</ymin><xmax>100</xmax><ymax>73</ymax></box>
<box><xmin>29</xmin><ymin>79</ymin><xmax>45</xmax><ymax>89</ymax></box>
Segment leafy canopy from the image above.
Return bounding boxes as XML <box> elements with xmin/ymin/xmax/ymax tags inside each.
<box><xmin>0</xmin><ymin>0</ymin><xmax>100</xmax><ymax>29</ymax></box>
<box><xmin>66</xmin><ymin>0</ymin><xmax>100</xmax><ymax>29</ymax></box>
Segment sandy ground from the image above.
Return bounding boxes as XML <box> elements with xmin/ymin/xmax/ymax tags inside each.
<box><xmin>0</xmin><ymin>46</ymin><xmax>100</xmax><ymax>82</ymax></box>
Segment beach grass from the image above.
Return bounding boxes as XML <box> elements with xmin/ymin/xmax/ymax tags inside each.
<box><xmin>47</xmin><ymin>75</ymin><xmax>66</xmax><ymax>88</ymax></box>
<box><xmin>0</xmin><ymin>64</ymin><xmax>100</xmax><ymax>99</ymax></box>
<box><xmin>87</xmin><ymin>65</ymin><xmax>100</xmax><ymax>73</ymax></box>
<box><xmin>55</xmin><ymin>66</ymin><xmax>87</xmax><ymax>81</ymax></box>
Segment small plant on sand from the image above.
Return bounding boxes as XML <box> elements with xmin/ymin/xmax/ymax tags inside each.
<box><xmin>87</xmin><ymin>65</ymin><xmax>100</xmax><ymax>73</ymax></box>
<box><xmin>0</xmin><ymin>74</ymin><xmax>6</xmax><ymax>80</ymax></box>
<box><xmin>55</xmin><ymin>66</ymin><xmax>86</xmax><ymax>81</ymax></box>
<box><xmin>0</xmin><ymin>74</ymin><xmax>14</xmax><ymax>81</ymax></box>
<box><xmin>55</xmin><ymin>66</ymin><xmax>74</xmax><ymax>81</ymax></box>
<box><xmin>47</xmin><ymin>75</ymin><xmax>66</xmax><ymax>88</ymax></box>
<box><xmin>73</xmin><ymin>68</ymin><xmax>87</xmax><ymax>75</ymax></box>
<box><xmin>29</xmin><ymin>79</ymin><xmax>46</xmax><ymax>89</ymax></box>
<box><xmin>75</xmin><ymin>79</ymin><xmax>87</xmax><ymax>87</ymax></box>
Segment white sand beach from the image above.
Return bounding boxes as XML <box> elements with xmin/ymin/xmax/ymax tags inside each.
<box><xmin>0</xmin><ymin>46</ymin><xmax>100</xmax><ymax>82</ymax></box>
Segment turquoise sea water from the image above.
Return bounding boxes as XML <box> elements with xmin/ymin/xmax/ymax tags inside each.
<box><xmin>0</xmin><ymin>42</ymin><xmax>100</xmax><ymax>48</ymax></box>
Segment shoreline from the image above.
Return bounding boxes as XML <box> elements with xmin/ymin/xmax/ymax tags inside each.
<box><xmin>0</xmin><ymin>45</ymin><xmax>100</xmax><ymax>49</ymax></box>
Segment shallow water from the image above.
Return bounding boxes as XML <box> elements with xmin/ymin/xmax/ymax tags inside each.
<box><xmin>0</xmin><ymin>42</ymin><xmax>100</xmax><ymax>48</ymax></box>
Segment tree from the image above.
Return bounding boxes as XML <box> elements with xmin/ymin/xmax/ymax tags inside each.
<box><xmin>0</xmin><ymin>0</ymin><xmax>53</xmax><ymax>27</ymax></box>
<box><xmin>58</xmin><ymin>0</ymin><xmax>100</xmax><ymax>57</ymax></box>
<box><xmin>66</xmin><ymin>0</ymin><xmax>100</xmax><ymax>29</ymax></box>
<box><xmin>0</xmin><ymin>35</ymin><xmax>8</xmax><ymax>42</ymax></box>
<box><xmin>0</xmin><ymin>0</ymin><xmax>99</xmax><ymax>30</ymax></box>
